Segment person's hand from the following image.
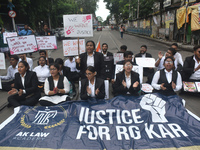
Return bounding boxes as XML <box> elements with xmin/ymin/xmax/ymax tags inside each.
<box><xmin>11</xmin><ymin>83</ymin><xmax>14</xmax><ymax>88</ymax></box>
<box><xmin>8</xmin><ymin>88</ymin><xmax>18</xmax><ymax>95</ymax></box>
<box><xmin>111</xmin><ymin>79</ymin><xmax>115</xmax><ymax>84</ymax></box>
<box><xmin>53</xmin><ymin>87</ymin><xmax>59</xmax><ymax>94</ymax></box>
<box><xmin>172</xmin><ymin>81</ymin><xmax>176</xmax><ymax>89</ymax></box>
<box><xmin>107</xmin><ymin>78</ymin><xmax>110</xmax><ymax>81</ymax></box>
<box><xmin>76</xmin><ymin>57</ymin><xmax>81</xmax><ymax>64</ymax></box>
<box><xmin>87</xmin><ymin>86</ymin><xmax>92</xmax><ymax>95</ymax></box>
<box><xmin>160</xmin><ymin>83</ymin><xmax>167</xmax><ymax>90</ymax></box>
<box><xmin>122</xmin><ymin>80</ymin><xmax>127</xmax><ymax>88</ymax></box>
<box><xmin>95</xmin><ymin>88</ymin><xmax>100</xmax><ymax>95</ymax></box>
<box><xmin>133</xmin><ymin>81</ymin><xmax>139</xmax><ymax>88</ymax></box>
<box><xmin>158</xmin><ymin>51</ymin><xmax>163</xmax><ymax>60</ymax></box>
<box><xmin>18</xmin><ymin>89</ymin><xmax>23</xmax><ymax>96</ymax></box>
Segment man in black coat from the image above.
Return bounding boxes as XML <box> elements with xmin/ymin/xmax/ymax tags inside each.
<box><xmin>38</xmin><ymin>50</ymin><xmax>54</xmax><ymax>65</ymax></box>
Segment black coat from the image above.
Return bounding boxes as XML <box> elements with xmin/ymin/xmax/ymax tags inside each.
<box><xmin>113</xmin><ymin>70</ymin><xmax>140</xmax><ymax>96</ymax></box>
<box><xmin>182</xmin><ymin>55</ymin><xmax>195</xmax><ymax>81</ymax></box>
<box><xmin>103</xmin><ymin>52</ymin><xmax>114</xmax><ymax>79</ymax></box>
<box><xmin>80</xmin><ymin>78</ymin><xmax>105</xmax><ymax>100</ymax></box>
<box><xmin>134</xmin><ymin>52</ymin><xmax>152</xmax><ymax>63</ymax></box>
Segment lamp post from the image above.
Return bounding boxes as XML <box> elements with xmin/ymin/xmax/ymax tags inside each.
<box><xmin>7</xmin><ymin>0</ymin><xmax>16</xmax><ymax>31</ymax></box>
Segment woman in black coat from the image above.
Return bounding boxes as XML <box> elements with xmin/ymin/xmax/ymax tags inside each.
<box><xmin>8</xmin><ymin>61</ymin><xmax>41</xmax><ymax>107</ymax></box>
<box><xmin>113</xmin><ymin>60</ymin><xmax>140</xmax><ymax>96</ymax></box>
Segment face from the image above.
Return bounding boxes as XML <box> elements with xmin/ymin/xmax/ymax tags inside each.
<box><xmin>102</xmin><ymin>44</ymin><xmax>108</xmax><ymax>53</ymax></box>
<box><xmin>24</xmin><ymin>25</ymin><xmax>28</xmax><ymax>30</ymax></box>
<box><xmin>124</xmin><ymin>62</ymin><xmax>133</xmax><ymax>73</ymax></box>
<box><xmin>18</xmin><ymin>62</ymin><xmax>27</xmax><ymax>75</ymax></box>
<box><xmin>44</xmin><ymin>25</ymin><xmax>48</xmax><ymax>31</ymax></box>
<box><xmin>166</xmin><ymin>50</ymin><xmax>173</xmax><ymax>57</ymax></box>
<box><xmin>10</xmin><ymin>58</ymin><xmax>18</xmax><ymax>66</ymax></box>
<box><xmin>140</xmin><ymin>47</ymin><xmax>147</xmax><ymax>54</ymax></box>
<box><xmin>39</xmin><ymin>52</ymin><xmax>46</xmax><ymax>57</ymax></box>
<box><xmin>164</xmin><ymin>58</ymin><xmax>174</xmax><ymax>71</ymax></box>
<box><xmin>50</xmin><ymin>65</ymin><xmax>59</xmax><ymax>77</ymax></box>
<box><xmin>124</xmin><ymin>55</ymin><xmax>133</xmax><ymax>61</ymax></box>
<box><xmin>19</xmin><ymin>54</ymin><xmax>24</xmax><ymax>60</ymax></box>
<box><xmin>39</xmin><ymin>57</ymin><xmax>46</xmax><ymax>66</ymax></box>
<box><xmin>120</xmin><ymin>49</ymin><xmax>126</xmax><ymax>53</ymax></box>
<box><xmin>85</xmin><ymin>70</ymin><xmax>96</xmax><ymax>81</ymax></box>
<box><xmin>194</xmin><ymin>48</ymin><xmax>200</xmax><ymax>61</ymax></box>
<box><xmin>86</xmin><ymin>42</ymin><xmax>94</xmax><ymax>53</ymax></box>
<box><xmin>171</xmin><ymin>45</ymin><xmax>178</xmax><ymax>50</ymax></box>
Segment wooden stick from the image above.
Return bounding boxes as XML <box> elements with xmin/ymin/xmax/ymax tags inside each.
<box><xmin>46</xmin><ymin>50</ymin><xmax>49</xmax><ymax>65</ymax></box>
<box><xmin>78</xmin><ymin>37</ymin><xmax>80</xmax><ymax>56</ymax></box>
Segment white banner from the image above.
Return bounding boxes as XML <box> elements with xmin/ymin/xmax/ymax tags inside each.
<box><xmin>114</xmin><ymin>53</ymin><xmax>124</xmax><ymax>64</ymax></box>
<box><xmin>115</xmin><ymin>64</ymin><xmax>143</xmax><ymax>83</ymax></box>
<box><xmin>135</xmin><ymin>58</ymin><xmax>156</xmax><ymax>68</ymax></box>
<box><xmin>3</xmin><ymin>32</ymin><xmax>18</xmax><ymax>44</ymax></box>
<box><xmin>7</xmin><ymin>35</ymin><xmax>38</xmax><ymax>55</ymax></box>
<box><xmin>36</xmin><ymin>36</ymin><xmax>57</xmax><ymax>50</ymax></box>
<box><xmin>63</xmin><ymin>14</ymin><xmax>93</xmax><ymax>37</ymax></box>
<box><xmin>0</xmin><ymin>53</ymin><xmax>6</xmax><ymax>69</ymax></box>
<box><xmin>63</xmin><ymin>39</ymin><xmax>85</xmax><ymax>56</ymax></box>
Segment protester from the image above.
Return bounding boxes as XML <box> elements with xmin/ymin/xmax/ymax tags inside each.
<box><xmin>7</xmin><ymin>61</ymin><xmax>41</xmax><ymax>107</ymax></box>
<box><xmin>171</xmin><ymin>43</ymin><xmax>183</xmax><ymax>67</ymax></box>
<box><xmin>117</xmin><ymin>51</ymin><xmax>136</xmax><ymax>65</ymax></box>
<box><xmin>152</xmin><ymin>56</ymin><xmax>182</xmax><ymax>96</ymax></box>
<box><xmin>80</xmin><ymin>66</ymin><xmax>105</xmax><ymax>100</ymax></box>
<box><xmin>119</xmin><ymin>45</ymin><xmax>127</xmax><ymax>53</ymax></box>
<box><xmin>0</xmin><ymin>28</ymin><xmax>10</xmax><ymax>60</ymax></box>
<box><xmin>39</xmin><ymin>24</ymin><xmax>53</xmax><ymax>36</ymax></box>
<box><xmin>76</xmin><ymin>40</ymin><xmax>105</xmax><ymax>79</ymax></box>
<box><xmin>0</xmin><ymin>55</ymin><xmax>19</xmax><ymax>91</ymax></box>
<box><xmin>55</xmin><ymin>58</ymin><xmax>71</xmax><ymax>81</ymax></box>
<box><xmin>19</xmin><ymin>54</ymin><xmax>33</xmax><ymax>71</ymax></box>
<box><xmin>120</xmin><ymin>25</ymin><xmax>125</xmax><ymax>39</ymax></box>
<box><xmin>33</xmin><ymin>56</ymin><xmax>50</xmax><ymax>92</ymax></box>
<box><xmin>37</xmin><ymin>50</ymin><xmax>54</xmax><ymax>65</ymax></box>
<box><xmin>39</xmin><ymin>63</ymin><xmax>70</xmax><ymax>106</ymax></box>
<box><xmin>113</xmin><ymin>60</ymin><xmax>140</xmax><ymax>96</ymax></box>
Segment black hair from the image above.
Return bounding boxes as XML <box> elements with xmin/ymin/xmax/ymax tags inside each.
<box><xmin>164</xmin><ymin>56</ymin><xmax>174</xmax><ymax>65</ymax></box>
<box><xmin>49</xmin><ymin>63</ymin><xmax>60</xmax><ymax>71</ymax></box>
<box><xmin>43</xmin><ymin>24</ymin><xmax>48</xmax><ymax>27</ymax></box>
<box><xmin>124</xmin><ymin>51</ymin><xmax>133</xmax><ymax>58</ymax></box>
<box><xmin>55</xmin><ymin>58</ymin><xmax>64</xmax><ymax>65</ymax></box>
<box><xmin>39</xmin><ymin>50</ymin><xmax>46</xmax><ymax>55</ymax></box>
<box><xmin>121</xmin><ymin>25</ymin><xmax>123</xmax><ymax>28</ymax></box>
<box><xmin>171</xmin><ymin>43</ymin><xmax>178</xmax><ymax>47</ymax></box>
<box><xmin>123</xmin><ymin>60</ymin><xmax>133</xmax><ymax>66</ymax></box>
<box><xmin>39</xmin><ymin>56</ymin><xmax>46</xmax><ymax>62</ymax></box>
<box><xmin>86</xmin><ymin>40</ymin><xmax>95</xmax><ymax>49</ymax></box>
<box><xmin>193</xmin><ymin>45</ymin><xmax>200</xmax><ymax>51</ymax></box>
<box><xmin>86</xmin><ymin>66</ymin><xmax>96</xmax><ymax>73</ymax></box>
<box><xmin>10</xmin><ymin>55</ymin><xmax>19</xmax><ymax>61</ymax></box>
<box><xmin>120</xmin><ymin>45</ymin><xmax>127</xmax><ymax>51</ymax></box>
<box><xmin>141</xmin><ymin>45</ymin><xmax>147</xmax><ymax>49</ymax></box>
<box><xmin>102</xmin><ymin>43</ymin><xmax>108</xmax><ymax>47</ymax></box>
<box><xmin>168</xmin><ymin>48</ymin><xmax>176</xmax><ymax>55</ymax></box>
<box><xmin>18</xmin><ymin>60</ymin><xmax>30</xmax><ymax>71</ymax></box>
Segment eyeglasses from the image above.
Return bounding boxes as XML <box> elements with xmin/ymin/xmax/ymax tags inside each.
<box><xmin>85</xmin><ymin>73</ymin><xmax>93</xmax><ymax>76</ymax></box>
<box><xmin>125</xmin><ymin>64</ymin><xmax>133</xmax><ymax>67</ymax></box>
<box><xmin>165</xmin><ymin>61</ymin><xmax>173</xmax><ymax>64</ymax></box>
<box><xmin>50</xmin><ymin>68</ymin><xmax>57</xmax><ymax>71</ymax></box>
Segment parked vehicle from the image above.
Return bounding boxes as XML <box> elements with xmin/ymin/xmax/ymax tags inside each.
<box><xmin>97</xmin><ymin>26</ymin><xmax>102</xmax><ymax>31</ymax></box>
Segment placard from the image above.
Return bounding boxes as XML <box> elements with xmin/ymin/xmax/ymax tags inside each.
<box><xmin>7</xmin><ymin>35</ymin><xmax>38</xmax><ymax>55</ymax></box>
<box><xmin>0</xmin><ymin>79</ymin><xmax>2</xmax><ymax>89</ymax></box>
<box><xmin>3</xmin><ymin>32</ymin><xmax>18</xmax><ymax>44</ymax></box>
<box><xmin>195</xmin><ymin>82</ymin><xmax>200</xmax><ymax>92</ymax></box>
<box><xmin>36</xmin><ymin>36</ymin><xmax>57</xmax><ymax>50</ymax></box>
<box><xmin>63</xmin><ymin>14</ymin><xmax>93</xmax><ymax>37</ymax></box>
<box><xmin>63</xmin><ymin>39</ymin><xmax>85</xmax><ymax>56</ymax></box>
<box><xmin>141</xmin><ymin>83</ymin><xmax>154</xmax><ymax>93</ymax></box>
<box><xmin>114</xmin><ymin>53</ymin><xmax>124</xmax><ymax>64</ymax></box>
<box><xmin>183</xmin><ymin>82</ymin><xmax>197</xmax><ymax>92</ymax></box>
<box><xmin>0</xmin><ymin>53</ymin><xmax>6</xmax><ymax>69</ymax></box>
<box><xmin>135</xmin><ymin>58</ymin><xmax>156</xmax><ymax>68</ymax></box>
<box><xmin>115</xmin><ymin>64</ymin><xmax>143</xmax><ymax>83</ymax></box>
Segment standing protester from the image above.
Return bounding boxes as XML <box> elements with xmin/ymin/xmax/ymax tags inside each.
<box><xmin>120</xmin><ymin>25</ymin><xmax>125</xmax><ymax>39</ymax></box>
<box><xmin>0</xmin><ymin>55</ymin><xmax>19</xmax><ymax>91</ymax></box>
<box><xmin>0</xmin><ymin>28</ymin><xmax>10</xmax><ymax>60</ymax></box>
<box><xmin>39</xmin><ymin>24</ymin><xmax>53</xmax><ymax>36</ymax></box>
<box><xmin>119</xmin><ymin>45</ymin><xmax>127</xmax><ymax>53</ymax></box>
<box><xmin>19</xmin><ymin>54</ymin><xmax>33</xmax><ymax>71</ymax></box>
<box><xmin>117</xmin><ymin>51</ymin><xmax>136</xmax><ymax>65</ymax></box>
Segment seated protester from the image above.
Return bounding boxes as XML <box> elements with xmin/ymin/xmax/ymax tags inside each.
<box><xmin>117</xmin><ymin>51</ymin><xmax>137</xmax><ymax>65</ymax></box>
<box><xmin>37</xmin><ymin>50</ymin><xmax>54</xmax><ymax>65</ymax></box>
<box><xmin>39</xmin><ymin>63</ymin><xmax>70</xmax><ymax>106</ymax></box>
<box><xmin>7</xmin><ymin>61</ymin><xmax>41</xmax><ymax>107</ymax></box>
<box><xmin>80</xmin><ymin>66</ymin><xmax>105</xmax><ymax>100</ymax></box>
<box><xmin>151</xmin><ymin>56</ymin><xmax>182</xmax><ymax>96</ymax></box>
<box><xmin>119</xmin><ymin>45</ymin><xmax>127</xmax><ymax>53</ymax></box>
<box><xmin>182</xmin><ymin>45</ymin><xmax>200</xmax><ymax>81</ymax></box>
<box><xmin>33</xmin><ymin>56</ymin><xmax>50</xmax><ymax>92</ymax></box>
<box><xmin>171</xmin><ymin>43</ymin><xmax>183</xmax><ymax>67</ymax></box>
<box><xmin>113</xmin><ymin>60</ymin><xmax>140</xmax><ymax>96</ymax></box>
<box><xmin>155</xmin><ymin>48</ymin><xmax>178</xmax><ymax>71</ymax></box>
<box><xmin>55</xmin><ymin>58</ymin><xmax>71</xmax><ymax>81</ymax></box>
<box><xmin>19</xmin><ymin>54</ymin><xmax>33</xmax><ymax>71</ymax></box>
<box><xmin>0</xmin><ymin>55</ymin><xmax>19</xmax><ymax>91</ymax></box>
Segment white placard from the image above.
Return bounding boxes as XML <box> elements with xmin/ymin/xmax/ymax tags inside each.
<box><xmin>115</xmin><ymin>65</ymin><xmax>143</xmax><ymax>83</ymax></box>
<box><xmin>7</xmin><ymin>35</ymin><xmax>38</xmax><ymax>55</ymax></box>
<box><xmin>114</xmin><ymin>53</ymin><xmax>124</xmax><ymax>64</ymax></box>
<box><xmin>0</xmin><ymin>79</ymin><xmax>2</xmax><ymax>89</ymax></box>
<box><xmin>3</xmin><ymin>32</ymin><xmax>18</xmax><ymax>44</ymax></box>
<box><xmin>141</xmin><ymin>83</ymin><xmax>154</xmax><ymax>93</ymax></box>
<box><xmin>63</xmin><ymin>14</ymin><xmax>93</xmax><ymax>37</ymax></box>
<box><xmin>135</xmin><ymin>58</ymin><xmax>156</xmax><ymax>68</ymax></box>
<box><xmin>63</xmin><ymin>39</ymin><xmax>85</xmax><ymax>56</ymax></box>
<box><xmin>0</xmin><ymin>53</ymin><xmax>6</xmax><ymax>69</ymax></box>
<box><xmin>36</xmin><ymin>36</ymin><xmax>57</xmax><ymax>50</ymax></box>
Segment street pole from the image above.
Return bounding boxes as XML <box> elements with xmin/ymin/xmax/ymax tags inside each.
<box><xmin>137</xmin><ymin>0</ymin><xmax>139</xmax><ymax>18</ymax></box>
<box><xmin>12</xmin><ymin>18</ymin><xmax>16</xmax><ymax>31</ymax></box>
<box><xmin>7</xmin><ymin>0</ymin><xmax>16</xmax><ymax>31</ymax></box>
<box><xmin>183</xmin><ymin>0</ymin><xmax>188</xmax><ymax>44</ymax></box>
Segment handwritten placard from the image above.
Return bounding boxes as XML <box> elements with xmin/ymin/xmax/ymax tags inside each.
<box><xmin>0</xmin><ymin>53</ymin><xmax>6</xmax><ymax>69</ymax></box>
<box><xmin>63</xmin><ymin>39</ymin><xmax>85</xmax><ymax>56</ymax></box>
<box><xmin>3</xmin><ymin>32</ymin><xmax>18</xmax><ymax>44</ymax></box>
<box><xmin>7</xmin><ymin>35</ymin><xmax>38</xmax><ymax>55</ymax></box>
<box><xmin>114</xmin><ymin>53</ymin><xmax>124</xmax><ymax>64</ymax></box>
<box><xmin>63</xmin><ymin>14</ymin><xmax>93</xmax><ymax>37</ymax></box>
<box><xmin>115</xmin><ymin>65</ymin><xmax>143</xmax><ymax>83</ymax></box>
<box><xmin>141</xmin><ymin>83</ymin><xmax>154</xmax><ymax>93</ymax></box>
<box><xmin>135</xmin><ymin>58</ymin><xmax>156</xmax><ymax>68</ymax></box>
<box><xmin>36</xmin><ymin>36</ymin><xmax>57</xmax><ymax>50</ymax></box>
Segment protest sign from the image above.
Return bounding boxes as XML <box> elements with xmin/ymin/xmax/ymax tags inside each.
<box><xmin>115</xmin><ymin>64</ymin><xmax>143</xmax><ymax>83</ymax></box>
<box><xmin>135</xmin><ymin>57</ymin><xmax>156</xmax><ymax>67</ymax></box>
<box><xmin>36</xmin><ymin>36</ymin><xmax>57</xmax><ymax>50</ymax></box>
<box><xmin>0</xmin><ymin>79</ymin><xmax>2</xmax><ymax>89</ymax></box>
<box><xmin>63</xmin><ymin>39</ymin><xmax>85</xmax><ymax>56</ymax></box>
<box><xmin>63</xmin><ymin>14</ymin><xmax>93</xmax><ymax>37</ymax></box>
<box><xmin>141</xmin><ymin>83</ymin><xmax>154</xmax><ymax>93</ymax></box>
<box><xmin>114</xmin><ymin>53</ymin><xmax>124</xmax><ymax>64</ymax></box>
<box><xmin>3</xmin><ymin>32</ymin><xmax>18</xmax><ymax>44</ymax></box>
<box><xmin>183</xmin><ymin>81</ymin><xmax>197</xmax><ymax>92</ymax></box>
<box><xmin>0</xmin><ymin>53</ymin><xmax>6</xmax><ymax>69</ymax></box>
<box><xmin>7</xmin><ymin>35</ymin><xmax>38</xmax><ymax>55</ymax></box>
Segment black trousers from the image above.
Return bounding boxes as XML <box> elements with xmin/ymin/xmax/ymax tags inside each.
<box><xmin>1</xmin><ymin>80</ymin><xmax>14</xmax><ymax>91</ymax></box>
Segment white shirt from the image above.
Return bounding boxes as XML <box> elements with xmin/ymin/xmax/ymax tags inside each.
<box><xmin>141</xmin><ymin>53</ymin><xmax>146</xmax><ymax>58</ymax></box>
<box><xmin>44</xmin><ymin>76</ymin><xmax>70</xmax><ymax>95</ymax></box>
<box><xmin>174</xmin><ymin>52</ymin><xmax>183</xmax><ymax>66</ymax></box>
<box><xmin>20</xmin><ymin>73</ymin><xmax>26</xmax><ymax>94</ymax></box>
<box><xmin>87</xmin><ymin>53</ymin><xmax>94</xmax><ymax>67</ymax></box>
<box><xmin>33</xmin><ymin>65</ymin><xmax>50</xmax><ymax>82</ymax></box>
<box><xmin>88</xmin><ymin>79</ymin><xmax>96</xmax><ymax>97</ymax></box>
<box><xmin>151</xmin><ymin>69</ymin><xmax>182</xmax><ymax>91</ymax></box>
<box><xmin>102</xmin><ymin>52</ymin><xmax>107</xmax><ymax>57</ymax></box>
<box><xmin>64</xmin><ymin>58</ymin><xmax>80</xmax><ymax>72</ymax></box>
<box><xmin>0</xmin><ymin>65</ymin><xmax>18</xmax><ymax>80</ymax></box>
<box><xmin>189</xmin><ymin>56</ymin><xmax>200</xmax><ymax>80</ymax></box>
<box><xmin>125</xmin><ymin>73</ymin><xmax>131</xmax><ymax>94</ymax></box>
<box><xmin>19</xmin><ymin>57</ymin><xmax>33</xmax><ymax>71</ymax></box>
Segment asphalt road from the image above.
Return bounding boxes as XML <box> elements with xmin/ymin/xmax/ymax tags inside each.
<box><xmin>0</xmin><ymin>28</ymin><xmax>199</xmax><ymax>124</ymax></box>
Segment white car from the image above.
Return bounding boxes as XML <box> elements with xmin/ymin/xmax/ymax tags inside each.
<box><xmin>55</xmin><ymin>28</ymin><xmax>65</xmax><ymax>40</ymax></box>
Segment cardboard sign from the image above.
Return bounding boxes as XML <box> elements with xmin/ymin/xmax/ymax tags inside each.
<box><xmin>7</xmin><ymin>35</ymin><xmax>38</xmax><ymax>55</ymax></box>
<box><xmin>114</xmin><ymin>53</ymin><xmax>124</xmax><ymax>64</ymax></box>
<box><xmin>115</xmin><ymin>65</ymin><xmax>143</xmax><ymax>83</ymax></box>
<box><xmin>183</xmin><ymin>82</ymin><xmax>197</xmax><ymax>92</ymax></box>
<box><xmin>63</xmin><ymin>39</ymin><xmax>85</xmax><ymax>56</ymax></box>
<box><xmin>195</xmin><ymin>82</ymin><xmax>200</xmax><ymax>92</ymax></box>
<box><xmin>141</xmin><ymin>83</ymin><xmax>154</xmax><ymax>93</ymax></box>
<box><xmin>135</xmin><ymin>58</ymin><xmax>156</xmax><ymax>68</ymax></box>
<box><xmin>0</xmin><ymin>53</ymin><xmax>6</xmax><ymax>69</ymax></box>
<box><xmin>3</xmin><ymin>32</ymin><xmax>18</xmax><ymax>44</ymax></box>
<box><xmin>63</xmin><ymin>14</ymin><xmax>93</xmax><ymax>37</ymax></box>
<box><xmin>36</xmin><ymin>36</ymin><xmax>57</xmax><ymax>50</ymax></box>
